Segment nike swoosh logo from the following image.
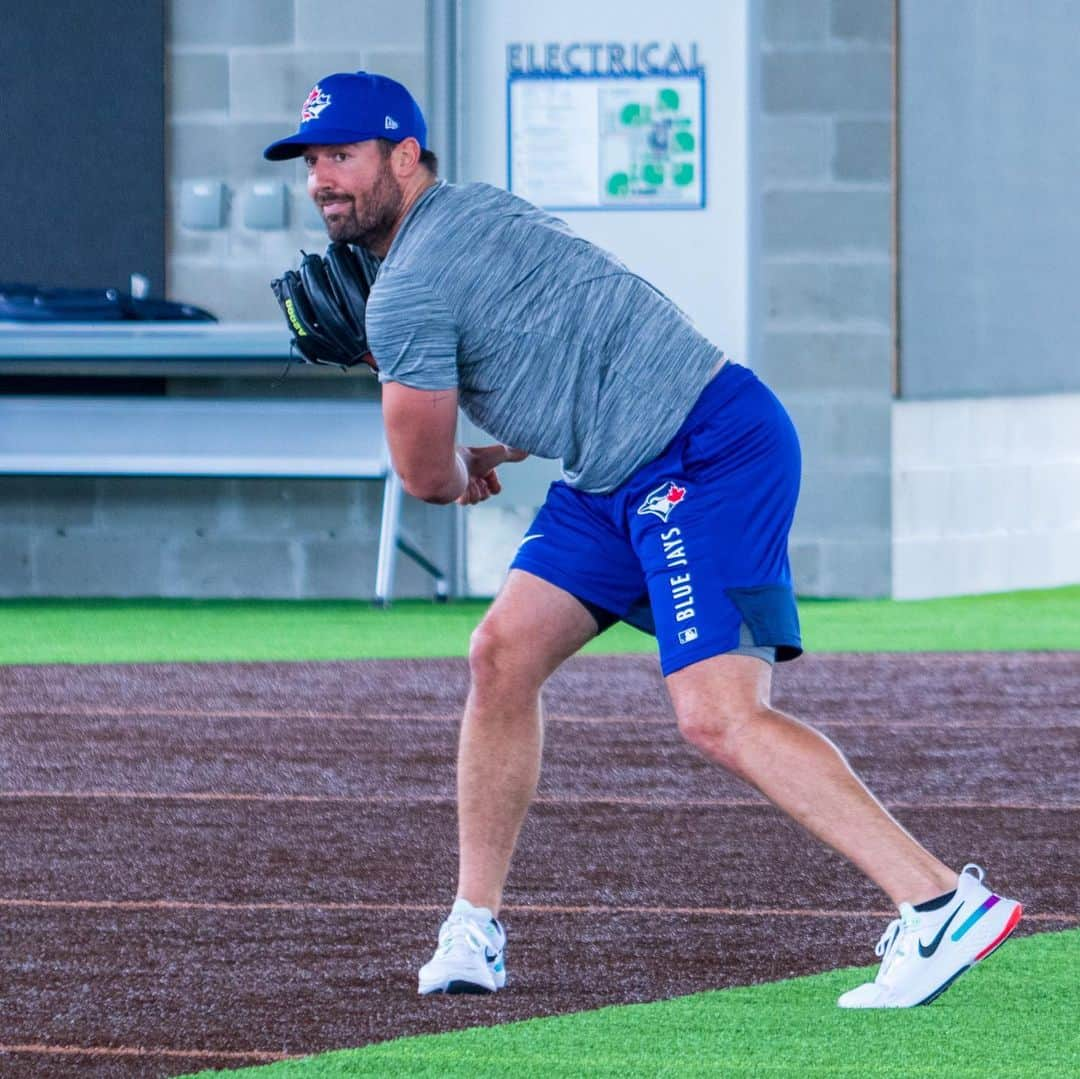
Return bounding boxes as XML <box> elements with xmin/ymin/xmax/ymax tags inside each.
<box><xmin>519</xmin><ymin>533</ymin><xmax>543</xmax><ymax>546</ymax></box>
<box><xmin>918</xmin><ymin>906</ymin><xmax>962</xmax><ymax>958</ymax></box>
<box><xmin>485</xmin><ymin>948</ymin><xmax>499</xmax><ymax>963</ymax></box>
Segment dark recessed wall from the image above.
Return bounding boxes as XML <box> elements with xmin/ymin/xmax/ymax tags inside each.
<box><xmin>1</xmin><ymin>2</ymin><xmax>165</xmax><ymax>294</ymax></box>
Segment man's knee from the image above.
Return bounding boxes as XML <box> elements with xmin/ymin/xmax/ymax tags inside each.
<box><xmin>468</xmin><ymin>617</ymin><xmax>507</xmax><ymax>682</ymax></box>
<box><xmin>468</xmin><ymin>614</ymin><xmax>543</xmax><ymax>691</ymax></box>
<box><xmin>676</xmin><ymin>702</ymin><xmax>771</xmax><ymax>770</ymax></box>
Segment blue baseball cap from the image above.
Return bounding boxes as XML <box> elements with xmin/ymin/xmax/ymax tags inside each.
<box><xmin>263</xmin><ymin>71</ymin><xmax>427</xmax><ymax>161</ymax></box>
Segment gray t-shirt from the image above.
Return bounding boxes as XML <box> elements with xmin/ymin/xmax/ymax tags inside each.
<box><xmin>366</xmin><ymin>181</ymin><xmax>724</xmax><ymax>493</ymax></box>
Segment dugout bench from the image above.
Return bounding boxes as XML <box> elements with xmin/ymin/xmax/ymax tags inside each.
<box><xmin>0</xmin><ymin>322</ymin><xmax>449</xmax><ymax>604</ymax></box>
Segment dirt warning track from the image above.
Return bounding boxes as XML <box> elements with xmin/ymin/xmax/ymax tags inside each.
<box><xmin>0</xmin><ymin>652</ymin><xmax>1077</xmax><ymax>1077</ymax></box>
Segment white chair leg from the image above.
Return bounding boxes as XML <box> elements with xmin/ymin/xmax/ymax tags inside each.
<box><xmin>374</xmin><ymin>471</ymin><xmax>403</xmax><ymax>606</ymax></box>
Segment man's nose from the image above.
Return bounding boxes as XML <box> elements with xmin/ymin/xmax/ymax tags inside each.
<box><xmin>307</xmin><ymin>157</ymin><xmax>334</xmax><ymax>193</ymax></box>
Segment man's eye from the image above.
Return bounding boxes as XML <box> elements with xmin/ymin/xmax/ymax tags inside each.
<box><xmin>334</xmin><ymin>152</ymin><xmax>349</xmax><ymax>162</ymax></box>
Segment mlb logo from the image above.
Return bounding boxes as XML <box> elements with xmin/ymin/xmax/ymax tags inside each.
<box><xmin>677</xmin><ymin>626</ymin><xmax>698</xmax><ymax>645</ymax></box>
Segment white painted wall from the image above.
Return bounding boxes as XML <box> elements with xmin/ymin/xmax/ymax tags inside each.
<box><xmin>459</xmin><ymin>0</ymin><xmax>751</xmax><ymax>359</ymax></box>
<box><xmin>892</xmin><ymin>395</ymin><xmax>1080</xmax><ymax>599</ymax></box>
<box><xmin>456</xmin><ymin>0</ymin><xmax>752</xmax><ymax>594</ymax></box>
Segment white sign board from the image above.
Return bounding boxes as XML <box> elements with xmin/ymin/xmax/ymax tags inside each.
<box><xmin>509</xmin><ymin>75</ymin><xmax>705</xmax><ymax>210</ymax></box>
<box><xmin>461</xmin><ymin>0</ymin><xmax>751</xmax><ymax>361</ymax></box>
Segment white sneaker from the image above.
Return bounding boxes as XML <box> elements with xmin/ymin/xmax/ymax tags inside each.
<box><xmin>417</xmin><ymin>898</ymin><xmax>507</xmax><ymax>995</ymax></box>
<box><xmin>838</xmin><ymin>864</ymin><xmax>1022</xmax><ymax>1008</ymax></box>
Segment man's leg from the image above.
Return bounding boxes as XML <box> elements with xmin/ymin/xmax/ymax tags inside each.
<box><xmin>457</xmin><ymin>568</ymin><xmax>599</xmax><ymax>914</ymax></box>
<box><xmin>666</xmin><ymin>653</ymin><xmax>956</xmax><ymax>907</ymax></box>
<box><xmin>669</xmin><ymin>653</ymin><xmax>1023</xmax><ymax>1008</ymax></box>
<box><xmin>418</xmin><ymin>569</ymin><xmax>598</xmax><ymax>994</ymax></box>
<box><xmin>421</xmin><ymin>475</ymin><xmax>646</xmax><ymax>995</ymax></box>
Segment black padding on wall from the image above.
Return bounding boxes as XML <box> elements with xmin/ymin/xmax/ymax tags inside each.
<box><xmin>0</xmin><ymin>3</ymin><xmax>165</xmax><ymax>294</ymax></box>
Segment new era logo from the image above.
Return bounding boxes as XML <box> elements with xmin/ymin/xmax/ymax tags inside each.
<box><xmin>385</xmin><ymin>115</ymin><xmax>399</xmax><ymax>130</ymax></box>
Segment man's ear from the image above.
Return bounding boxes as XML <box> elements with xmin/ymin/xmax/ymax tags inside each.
<box><xmin>391</xmin><ymin>137</ymin><xmax>422</xmax><ymax>176</ymax></box>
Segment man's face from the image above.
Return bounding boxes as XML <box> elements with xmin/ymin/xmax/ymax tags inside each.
<box><xmin>304</xmin><ymin>141</ymin><xmax>403</xmax><ymax>249</ymax></box>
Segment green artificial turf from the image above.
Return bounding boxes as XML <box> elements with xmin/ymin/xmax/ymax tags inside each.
<box><xmin>0</xmin><ymin>585</ymin><xmax>1076</xmax><ymax>665</ymax></box>
<box><xmin>183</xmin><ymin>927</ymin><xmax>1079</xmax><ymax>1078</ymax></box>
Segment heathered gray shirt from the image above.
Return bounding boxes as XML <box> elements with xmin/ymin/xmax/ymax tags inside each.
<box><xmin>366</xmin><ymin>181</ymin><xmax>724</xmax><ymax>493</ymax></box>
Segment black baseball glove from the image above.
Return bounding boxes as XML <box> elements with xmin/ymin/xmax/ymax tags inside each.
<box><xmin>270</xmin><ymin>243</ymin><xmax>380</xmax><ymax>370</ymax></box>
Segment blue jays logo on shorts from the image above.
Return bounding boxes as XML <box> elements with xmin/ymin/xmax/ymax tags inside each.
<box><xmin>302</xmin><ymin>85</ymin><xmax>332</xmax><ymax>122</ymax></box>
<box><xmin>637</xmin><ymin>480</ymin><xmax>688</xmax><ymax>522</ymax></box>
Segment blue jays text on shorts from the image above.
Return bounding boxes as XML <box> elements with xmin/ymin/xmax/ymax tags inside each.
<box><xmin>510</xmin><ymin>362</ymin><xmax>803</xmax><ymax>676</ymax></box>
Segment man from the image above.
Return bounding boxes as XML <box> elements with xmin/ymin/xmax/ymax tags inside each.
<box><xmin>264</xmin><ymin>71</ymin><xmax>1021</xmax><ymax>1007</ymax></box>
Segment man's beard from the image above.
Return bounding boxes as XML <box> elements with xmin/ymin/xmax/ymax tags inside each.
<box><xmin>321</xmin><ymin>163</ymin><xmax>403</xmax><ymax>249</ymax></box>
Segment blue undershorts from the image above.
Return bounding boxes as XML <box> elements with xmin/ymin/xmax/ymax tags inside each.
<box><xmin>510</xmin><ymin>362</ymin><xmax>803</xmax><ymax>676</ymax></box>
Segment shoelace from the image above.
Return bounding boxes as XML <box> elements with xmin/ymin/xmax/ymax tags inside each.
<box><xmin>874</xmin><ymin>917</ymin><xmax>906</xmax><ymax>962</ymax></box>
<box><xmin>871</xmin><ymin>908</ymin><xmax>923</xmax><ymax>984</ymax></box>
<box><xmin>438</xmin><ymin>915</ymin><xmax>491</xmax><ymax>956</ymax></box>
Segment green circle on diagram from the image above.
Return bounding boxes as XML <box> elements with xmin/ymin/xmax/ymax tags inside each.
<box><xmin>673</xmin><ymin>163</ymin><xmax>695</xmax><ymax>186</ymax></box>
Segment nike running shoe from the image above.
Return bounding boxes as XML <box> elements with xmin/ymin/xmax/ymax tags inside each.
<box><xmin>417</xmin><ymin>898</ymin><xmax>507</xmax><ymax>995</ymax></box>
<box><xmin>838</xmin><ymin>863</ymin><xmax>1022</xmax><ymax>1008</ymax></box>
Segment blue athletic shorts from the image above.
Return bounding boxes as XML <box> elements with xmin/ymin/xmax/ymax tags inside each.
<box><xmin>510</xmin><ymin>362</ymin><xmax>803</xmax><ymax>676</ymax></box>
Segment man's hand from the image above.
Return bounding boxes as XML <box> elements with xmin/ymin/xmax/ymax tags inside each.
<box><xmin>456</xmin><ymin>444</ymin><xmax>528</xmax><ymax>506</ymax></box>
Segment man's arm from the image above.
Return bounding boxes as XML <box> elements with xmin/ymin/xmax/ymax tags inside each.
<box><xmin>381</xmin><ymin>382</ymin><xmax>529</xmax><ymax>505</ymax></box>
<box><xmin>381</xmin><ymin>382</ymin><xmax>466</xmax><ymax>504</ymax></box>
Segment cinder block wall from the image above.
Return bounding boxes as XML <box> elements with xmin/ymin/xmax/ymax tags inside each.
<box><xmin>4</xmin><ymin>0</ymin><xmax>901</xmax><ymax>600</ymax></box>
<box><xmin>167</xmin><ymin>0</ymin><xmax>428</xmax><ymax>320</ymax></box>
<box><xmin>755</xmin><ymin>0</ymin><xmax>894</xmax><ymax>597</ymax></box>
<box><xmin>0</xmin><ymin>381</ymin><xmax>450</xmax><ymax>600</ymax></box>
<box><xmin>893</xmin><ymin>394</ymin><xmax>1080</xmax><ymax>599</ymax></box>
<box><xmin>0</xmin><ymin>0</ymin><xmax>446</xmax><ymax>600</ymax></box>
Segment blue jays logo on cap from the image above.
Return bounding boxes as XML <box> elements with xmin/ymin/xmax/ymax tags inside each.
<box><xmin>301</xmin><ymin>85</ymin><xmax>332</xmax><ymax>122</ymax></box>
<box><xmin>264</xmin><ymin>70</ymin><xmax>427</xmax><ymax>161</ymax></box>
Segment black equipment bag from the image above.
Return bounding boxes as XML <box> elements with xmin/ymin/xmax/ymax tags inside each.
<box><xmin>0</xmin><ymin>284</ymin><xmax>216</xmax><ymax>322</ymax></box>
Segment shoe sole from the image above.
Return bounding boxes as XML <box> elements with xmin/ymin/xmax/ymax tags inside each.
<box><xmin>915</xmin><ymin>902</ymin><xmax>1023</xmax><ymax>1006</ymax></box>
<box><xmin>419</xmin><ymin>978</ymin><xmax>495</xmax><ymax>995</ymax></box>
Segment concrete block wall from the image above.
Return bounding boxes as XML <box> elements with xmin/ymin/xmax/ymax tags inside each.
<box><xmin>0</xmin><ymin>1</ymin><xmax>446</xmax><ymax>601</ymax></box>
<box><xmin>892</xmin><ymin>394</ymin><xmax>1080</xmax><ymax>600</ymax></box>
<box><xmin>0</xmin><ymin>374</ymin><xmax>450</xmax><ymax>599</ymax></box>
<box><xmin>158</xmin><ymin>0</ymin><xmax>444</xmax><ymax>601</ymax></box>
<box><xmin>166</xmin><ymin>0</ymin><xmax>428</xmax><ymax>321</ymax></box>
<box><xmin>0</xmin><ymin>470</ymin><xmax>447</xmax><ymax>600</ymax></box>
<box><xmin>756</xmin><ymin>0</ymin><xmax>894</xmax><ymax>597</ymax></box>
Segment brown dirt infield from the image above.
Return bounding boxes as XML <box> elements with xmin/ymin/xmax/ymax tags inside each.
<box><xmin>0</xmin><ymin>651</ymin><xmax>1076</xmax><ymax>1077</ymax></box>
